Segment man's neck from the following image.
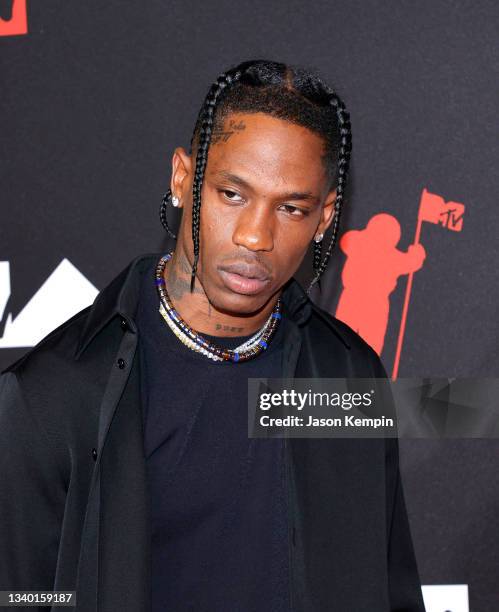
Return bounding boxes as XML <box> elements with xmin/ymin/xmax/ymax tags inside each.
<box><xmin>162</xmin><ymin>249</ymin><xmax>281</xmax><ymax>337</ymax></box>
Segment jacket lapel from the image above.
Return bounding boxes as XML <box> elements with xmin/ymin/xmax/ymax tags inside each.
<box><xmin>76</xmin><ymin>326</ymin><xmax>151</xmax><ymax>611</ymax></box>
<box><xmin>98</xmin><ymin>337</ymin><xmax>151</xmax><ymax>611</ymax></box>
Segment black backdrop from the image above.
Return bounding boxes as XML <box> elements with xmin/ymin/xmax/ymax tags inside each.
<box><xmin>1</xmin><ymin>1</ymin><xmax>498</xmax><ymax>610</ymax></box>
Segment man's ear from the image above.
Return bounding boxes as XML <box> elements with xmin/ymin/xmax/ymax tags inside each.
<box><xmin>170</xmin><ymin>147</ymin><xmax>192</xmax><ymax>208</ymax></box>
<box><xmin>317</xmin><ymin>188</ymin><xmax>338</xmax><ymax>235</ymax></box>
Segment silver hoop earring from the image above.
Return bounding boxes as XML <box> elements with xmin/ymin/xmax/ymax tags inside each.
<box><xmin>314</xmin><ymin>232</ymin><xmax>323</xmax><ymax>243</ymax></box>
<box><xmin>171</xmin><ymin>194</ymin><xmax>180</xmax><ymax>207</ymax></box>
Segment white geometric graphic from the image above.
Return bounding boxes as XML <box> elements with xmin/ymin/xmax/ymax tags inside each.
<box><xmin>0</xmin><ymin>258</ymin><xmax>99</xmax><ymax>349</ymax></box>
<box><xmin>422</xmin><ymin>584</ymin><xmax>469</xmax><ymax>612</ymax></box>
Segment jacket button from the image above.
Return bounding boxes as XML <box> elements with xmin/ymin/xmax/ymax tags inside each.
<box><xmin>91</xmin><ymin>448</ymin><xmax>98</xmax><ymax>461</ymax></box>
<box><xmin>120</xmin><ymin>318</ymin><xmax>128</xmax><ymax>331</ymax></box>
<box><xmin>117</xmin><ymin>358</ymin><xmax>126</xmax><ymax>369</ymax></box>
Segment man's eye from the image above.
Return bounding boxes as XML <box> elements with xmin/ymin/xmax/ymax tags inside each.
<box><xmin>280</xmin><ymin>204</ymin><xmax>308</xmax><ymax>217</ymax></box>
<box><xmin>220</xmin><ymin>189</ymin><xmax>243</xmax><ymax>202</ymax></box>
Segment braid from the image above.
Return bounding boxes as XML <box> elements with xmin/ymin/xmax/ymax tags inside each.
<box><xmin>313</xmin><ymin>240</ymin><xmax>322</xmax><ymax>274</ymax></box>
<box><xmin>189</xmin><ymin>69</ymin><xmax>245</xmax><ymax>292</ymax></box>
<box><xmin>159</xmin><ymin>189</ymin><xmax>177</xmax><ymax>239</ymax></box>
<box><xmin>307</xmin><ymin>91</ymin><xmax>352</xmax><ymax>293</ymax></box>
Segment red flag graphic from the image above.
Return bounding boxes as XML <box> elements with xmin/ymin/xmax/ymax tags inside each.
<box><xmin>418</xmin><ymin>188</ymin><xmax>465</xmax><ymax>231</ymax></box>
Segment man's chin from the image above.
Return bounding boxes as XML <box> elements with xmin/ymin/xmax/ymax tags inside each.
<box><xmin>207</xmin><ymin>284</ymin><xmax>275</xmax><ymax>317</ymax></box>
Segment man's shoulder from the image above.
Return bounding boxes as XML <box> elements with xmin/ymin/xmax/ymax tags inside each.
<box><xmin>0</xmin><ymin>304</ymin><xmax>97</xmax><ymax>454</ymax></box>
<box><xmin>306</xmin><ymin>301</ymin><xmax>388</xmax><ymax>378</ymax></box>
<box><xmin>1</xmin><ymin>305</ymin><xmax>92</xmax><ymax>377</ymax></box>
<box><xmin>307</xmin><ymin>300</ymin><xmax>367</xmax><ymax>350</ymax></box>
<box><xmin>0</xmin><ymin>251</ymin><xmax>157</xmax><ymax>447</ymax></box>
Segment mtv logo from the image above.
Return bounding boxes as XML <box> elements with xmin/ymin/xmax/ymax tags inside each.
<box><xmin>418</xmin><ymin>189</ymin><xmax>465</xmax><ymax>232</ymax></box>
<box><xmin>438</xmin><ymin>201</ymin><xmax>465</xmax><ymax>232</ymax></box>
<box><xmin>0</xmin><ymin>0</ymin><xmax>28</xmax><ymax>37</ymax></box>
<box><xmin>422</xmin><ymin>584</ymin><xmax>469</xmax><ymax>612</ymax></box>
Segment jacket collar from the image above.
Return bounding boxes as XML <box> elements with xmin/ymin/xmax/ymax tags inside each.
<box><xmin>74</xmin><ymin>252</ymin><xmax>349</xmax><ymax>360</ymax></box>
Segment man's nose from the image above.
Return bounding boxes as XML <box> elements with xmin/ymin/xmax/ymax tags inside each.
<box><xmin>232</xmin><ymin>204</ymin><xmax>274</xmax><ymax>252</ymax></box>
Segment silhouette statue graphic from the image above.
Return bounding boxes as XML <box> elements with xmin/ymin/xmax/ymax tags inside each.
<box><xmin>335</xmin><ymin>213</ymin><xmax>426</xmax><ymax>356</ymax></box>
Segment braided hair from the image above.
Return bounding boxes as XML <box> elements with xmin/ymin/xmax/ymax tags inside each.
<box><xmin>160</xmin><ymin>59</ymin><xmax>352</xmax><ymax>294</ymax></box>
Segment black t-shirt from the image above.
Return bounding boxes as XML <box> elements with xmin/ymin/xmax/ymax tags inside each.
<box><xmin>136</xmin><ymin>256</ymin><xmax>290</xmax><ymax>611</ymax></box>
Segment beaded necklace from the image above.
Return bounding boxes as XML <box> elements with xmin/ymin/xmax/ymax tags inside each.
<box><xmin>155</xmin><ymin>252</ymin><xmax>282</xmax><ymax>363</ymax></box>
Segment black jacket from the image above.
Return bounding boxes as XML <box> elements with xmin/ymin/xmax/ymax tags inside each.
<box><xmin>0</xmin><ymin>252</ymin><xmax>425</xmax><ymax>612</ymax></box>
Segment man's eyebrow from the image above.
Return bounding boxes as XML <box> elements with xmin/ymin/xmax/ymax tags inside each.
<box><xmin>216</xmin><ymin>172</ymin><xmax>251</xmax><ymax>189</ymax></box>
<box><xmin>214</xmin><ymin>171</ymin><xmax>318</xmax><ymax>202</ymax></box>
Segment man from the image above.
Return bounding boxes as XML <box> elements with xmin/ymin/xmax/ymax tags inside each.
<box><xmin>0</xmin><ymin>59</ymin><xmax>425</xmax><ymax>611</ymax></box>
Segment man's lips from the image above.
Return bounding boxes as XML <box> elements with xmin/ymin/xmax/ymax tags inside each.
<box><xmin>218</xmin><ymin>262</ymin><xmax>271</xmax><ymax>296</ymax></box>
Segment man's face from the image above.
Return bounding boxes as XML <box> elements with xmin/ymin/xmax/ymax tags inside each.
<box><xmin>171</xmin><ymin>111</ymin><xmax>337</xmax><ymax>315</ymax></box>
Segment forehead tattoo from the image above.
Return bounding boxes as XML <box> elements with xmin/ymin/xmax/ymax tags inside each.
<box><xmin>211</xmin><ymin>118</ymin><xmax>247</xmax><ymax>145</ymax></box>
